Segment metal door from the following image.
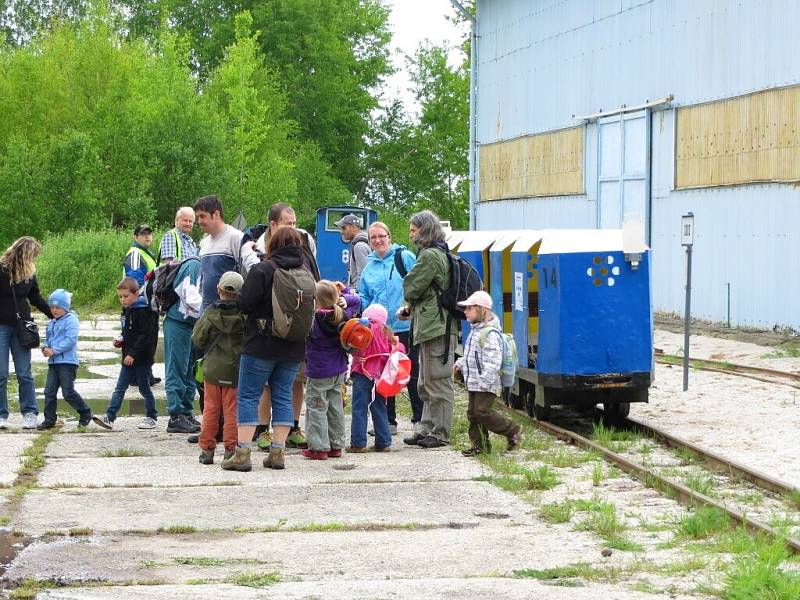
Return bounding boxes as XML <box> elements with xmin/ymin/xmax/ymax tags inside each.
<box><xmin>597</xmin><ymin>110</ymin><xmax>650</xmax><ymax>236</ymax></box>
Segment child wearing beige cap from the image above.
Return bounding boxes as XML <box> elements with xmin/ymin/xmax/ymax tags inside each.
<box><xmin>454</xmin><ymin>291</ymin><xmax>522</xmax><ymax>456</ymax></box>
<box><xmin>191</xmin><ymin>271</ymin><xmax>246</xmax><ymax>466</ymax></box>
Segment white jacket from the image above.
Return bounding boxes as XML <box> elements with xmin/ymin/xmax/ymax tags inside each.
<box><xmin>455</xmin><ymin>316</ymin><xmax>503</xmax><ymax>392</ymax></box>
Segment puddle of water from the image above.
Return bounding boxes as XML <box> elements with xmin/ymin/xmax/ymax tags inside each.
<box><xmin>0</xmin><ymin>530</ymin><xmax>32</xmax><ymax>579</ymax></box>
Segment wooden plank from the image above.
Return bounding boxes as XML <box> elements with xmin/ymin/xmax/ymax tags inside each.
<box><xmin>479</xmin><ymin>127</ymin><xmax>584</xmax><ymax>201</ymax></box>
<box><xmin>676</xmin><ymin>85</ymin><xmax>800</xmax><ymax>188</ymax></box>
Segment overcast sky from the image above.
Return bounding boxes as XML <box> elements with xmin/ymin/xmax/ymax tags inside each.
<box><xmin>383</xmin><ymin>0</ymin><xmax>469</xmax><ymax>110</ymax></box>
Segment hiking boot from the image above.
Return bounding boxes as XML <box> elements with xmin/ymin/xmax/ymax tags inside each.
<box><xmin>462</xmin><ymin>446</ymin><xmax>487</xmax><ymax>457</ymax></box>
<box><xmin>302</xmin><ymin>449</ymin><xmax>328</xmax><ymax>460</ymax></box>
<box><xmin>264</xmin><ymin>447</ymin><xmax>285</xmax><ymax>470</ymax></box>
<box><xmin>285</xmin><ymin>427</ymin><xmax>307</xmax><ymax>448</ymax></box>
<box><xmin>199</xmin><ymin>449</ymin><xmax>215</xmax><ymax>465</ymax></box>
<box><xmin>346</xmin><ymin>446</ymin><xmax>367</xmax><ymax>453</ymax></box>
<box><xmin>138</xmin><ymin>417</ymin><xmax>157</xmax><ymax>430</ymax></box>
<box><xmin>256</xmin><ymin>430</ymin><xmax>272</xmax><ymax>451</ymax></box>
<box><xmin>22</xmin><ymin>413</ymin><xmax>37</xmax><ymax>429</ymax></box>
<box><xmin>221</xmin><ymin>447</ymin><xmax>252</xmax><ymax>471</ymax></box>
<box><xmin>418</xmin><ymin>435</ymin><xmax>446</xmax><ymax>448</ymax></box>
<box><xmin>223</xmin><ymin>448</ymin><xmax>235</xmax><ymax>460</ymax></box>
<box><xmin>507</xmin><ymin>427</ymin><xmax>523</xmax><ymax>452</ymax></box>
<box><xmin>403</xmin><ymin>433</ymin><xmax>425</xmax><ymax>446</ymax></box>
<box><xmin>327</xmin><ymin>448</ymin><xmax>342</xmax><ymax>458</ymax></box>
<box><xmin>166</xmin><ymin>415</ymin><xmax>196</xmax><ymax>434</ymax></box>
<box><xmin>36</xmin><ymin>421</ymin><xmax>56</xmax><ymax>431</ymax></box>
<box><xmin>92</xmin><ymin>414</ymin><xmax>113</xmax><ymax>430</ymax></box>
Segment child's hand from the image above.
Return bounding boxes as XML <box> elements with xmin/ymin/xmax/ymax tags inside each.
<box><xmin>336</xmin><ymin>296</ymin><xmax>347</xmax><ymax>309</ymax></box>
<box><xmin>42</xmin><ymin>347</ymin><xmax>54</xmax><ymax>357</ymax></box>
<box><xmin>123</xmin><ymin>355</ymin><xmax>135</xmax><ymax>366</ymax></box>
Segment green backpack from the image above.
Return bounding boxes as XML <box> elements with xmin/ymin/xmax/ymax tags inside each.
<box><xmin>269</xmin><ymin>261</ymin><xmax>316</xmax><ymax>341</ymax></box>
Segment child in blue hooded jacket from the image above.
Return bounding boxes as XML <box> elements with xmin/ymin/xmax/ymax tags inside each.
<box><xmin>38</xmin><ymin>289</ymin><xmax>94</xmax><ymax>430</ymax></box>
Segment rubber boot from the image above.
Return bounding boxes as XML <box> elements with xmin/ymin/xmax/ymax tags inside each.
<box><xmin>264</xmin><ymin>446</ymin><xmax>285</xmax><ymax>470</ymax></box>
<box><xmin>198</xmin><ymin>449</ymin><xmax>215</xmax><ymax>465</ymax></box>
<box><xmin>221</xmin><ymin>447</ymin><xmax>252</xmax><ymax>472</ymax></box>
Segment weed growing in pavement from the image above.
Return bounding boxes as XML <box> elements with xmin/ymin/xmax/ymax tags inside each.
<box><xmin>735</xmin><ymin>490</ymin><xmax>764</xmax><ymax>506</ymax></box>
<box><xmin>784</xmin><ymin>489</ymin><xmax>800</xmax><ymax>510</ymax></box>
<box><xmin>158</xmin><ymin>525</ymin><xmax>197</xmax><ymax>534</ymax></box>
<box><xmin>540</xmin><ymin>446</ymin><xmax>587</xmax><ymax>468</ymax></box>
<box><xmin>605</xmin><ymin>535</ymin><xmax>644</xmax><ymax>552</ymax></box>
<box><xmin>767</xmin><ymin>514</ymin><xmax>799</xmax><ymax>529</ymax></box>
<box><xmin>513</xmin><ymin>563</ymin><xmax>621</xmax><ymax>583</ymax></box>
<box><xmin>8</xmin><ymin>578</ymin><xmax>56</xmax><ymax>599</ymax></box>
<box><xmin>539</xmin><ymin>501</ymin><xmax>574</xmax><ymax>524</ymax></box>
<box><xmin>68</xmin><ymin>527</ymin><xmax>93</xmax><ymax>536</ymax></box>
<box><xmin>684</xmin><ymin>472</ymin><xmax>716</xmax><ymax>496</ymax></box>
<box><xmin>592</xmin><ymin>462</ymin><xmax>604</xmax><ymax>486</ymax></box>
<box><xmin>675</xmin><ymin>506</ymin><xmax>730</xmax><ymax>539</ymax></box>
<box><xmin>674</xmin><ymin>447</ymin><xmax>699</xmax><ymax>465</ymax></box>
<box><xmin>761</xmin><ymin>344</ymin><xmax>800</xmax><ymax>359</ymax></box>
<box><xmin>723</xmin><ymin>535</ymin><xmax>800</xmax><ymax>599</ymax></box>
<box><xmin>573</xmin><ymin>497</ymin><xmax>615</xmax><ymax>514</ymax></box>
<box><xmin>525</xmin><ymin>466</ymin><xmax>560</xmax><ymax>490</ymax></box>
<box><xmin>97</xmin><ymin>447</ymin><xmax>150</xmax><ymax>457</ymax></box>
<box><xmin>577</xmin><ymin>505</ymin><xmax>627</xmax><ymax>539</ymax></box>
<box><xmin>0</xmin><ymin>515</ymin><xmax>10</xmax><ymax>525</ymax></box>
<box><xmin>591</xmin><ymin>421</ymin><xmax>641</xmax><ymax>452</ymax></box>
<box><xmin>637</xmin><ymin>442</ymin><xmax>654</xmax><ymax>456</ymax></box>
<box><xmin>224</xmin><ymin>572</ymin><xmax>281</xmax><ymax>587</ymax></box>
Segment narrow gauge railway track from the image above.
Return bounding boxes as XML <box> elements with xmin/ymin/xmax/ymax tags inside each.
<box><xmin>655</xmin><ymin>352</ymin><xmax>800</xmax><ymax>390</ymax></box>
<box><xmin>516</xmin><ymin>409</ymin><xmax>800</xmax><ymax>554</ymax></box>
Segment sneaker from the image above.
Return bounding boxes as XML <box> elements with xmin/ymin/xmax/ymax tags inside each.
<box><xmin>22</xmin><ymin>413</ymin><xmax>37</xmax><ymax>429</ymax></box>
<box><xmin>507</xmin><ymin>427</ymin><xmax>523</xmax><ymax>452</ymax></box>
<box><xmin>92</xmin><ymin>414</ymin><xmax>113</xmax><ymax>430</ymax></box>
<box><xmin>403</xmin><ymin>433</ymin><xmax>425</xmax><ymax>446</ymax></box>
<box><xmin>221</xmin><ymin>447</ymin><xmax>252</xmax><ymax>472</ymax></box>
<box><xmin>199</xmin><ymin>449</ymin><xmax>215</xmax><ymax>465</ymax></box>
<box><xmin>186</xmin><ymin>414</ymin><xmax>201</xmax><ymax>428</ymax></box>
<box><xmin>462</xmin><ymin>446</ymin><xmax>487</xmax><ymax>457</ymax></box>
<box><xmin>346</xmin><ymin>446</ymin><xmax>367</xmax><ymax>453</ymax></box>
<box><xmin>78</xmin><ymin>413</ymin><xmax>92</xmax><ymax>427</ymax></box>
<box><xmin>138</xmin><ymin>417</ymin><xmax>157</xmax><ymax>430</ymax></box>
<box><xmin>285</xmin><ymin>428</ymin><xmax>307</xmax><ymax>449</ymax></box>
<box><xmin>187</xmin><ymin>435</ymin><xmax>199</xmax><ymax>444</ymax></box>
<box><xmin>418</xmin><ymin>435</ymin><xmax>446</xmax><ymax>448</ymax></box>
<box><xmin>389</xmin><ymin>424</ymin><xmax>398</xmax><ymax>435</ymax></box>
<box><xmin>327</xmin><ymin>448</ymin><xmax>342</xmax><ymax>458</ymax></box>
<box><xmin>149</xmin><ymin>376</ymin><xmax>162</xmax><ymax>386</ymax></box>
<box><xmin>256</xmin><ymin>431</ymin><xmax>272</xmax><ymax>451</ymax></box>
<box><xmin>166</xmin><ymin>415</ymin><xmax>196</xmax><ymax>434</ymax></box>
<box><xmin>0</xmin><ymin>417</ymin><xmax>7</xmax><ymax>429</ymax></box>
<box><xmin>36</xmin><ymin>421</ymin><xmax>56</xmax><ymax>431</ymax></box>
<box><xmin>301</xmin><ymin>449</ymin><xmax>328</xmax><ymax>460</ymax></box>
<box><xmin>264</xmin><ymin>446</ymin><xmax>285</xmax><ymax>470</ymax></box>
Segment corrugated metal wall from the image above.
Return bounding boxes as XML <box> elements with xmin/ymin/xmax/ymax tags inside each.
<box><xmin>474</xmin><ymin>0</ymin><xmax>800</xmax><ymax>329</ymax></box>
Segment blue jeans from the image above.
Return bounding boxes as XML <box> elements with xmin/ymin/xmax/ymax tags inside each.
<box><xmin>106</xmin><ymin>362</ymin><xmax>157</xmax><ymax>420</ymax></box>
<box><xmin>164</xmin><ymin>317</ymin><xmax>196</xmax><ymax>416</ymax></box>
<box><xmin>43</xmin><ymin>364</ymin><xmax>91</xmax><ymax>423</ymax></box>
<box><xmin>0</xmin><ymin>323</ymin><xmax>37</xmax><ymax>418</ymax></box>
<box><xmin>237</xmin><ymin>354</ymin><xmax>299</xmax><ymax>426</ymax></box>
<box><xmin>351</xmin><ymin>372</ymin><xmax>391</xmax><ymax>449</ymax></box>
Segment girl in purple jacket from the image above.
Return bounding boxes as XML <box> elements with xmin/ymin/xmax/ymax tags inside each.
<box><xmin>302</xmin><ymin>280</ymin><xmax>360</xmax><ymax>460</ymax></box>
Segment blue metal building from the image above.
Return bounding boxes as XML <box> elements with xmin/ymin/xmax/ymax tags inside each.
<box><xmin>471</xmin><ymin>0</ymin><xmax>800</xmax><ymax>330</ymax></box>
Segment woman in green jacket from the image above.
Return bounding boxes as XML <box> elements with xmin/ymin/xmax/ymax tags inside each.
<box><xmin>400</xmin><ymin>210</ymin><xmax>456</xmax><ymax>449</ymax></box>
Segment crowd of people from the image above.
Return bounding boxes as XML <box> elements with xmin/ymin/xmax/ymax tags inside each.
<box><xmin>0</xmin><ymin>198</ymin><xmax>521</xmax><ymax>470</ymax></box>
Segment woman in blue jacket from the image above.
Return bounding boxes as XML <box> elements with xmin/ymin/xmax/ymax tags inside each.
<box><xmin>357</xmin><ymin>222</ymin><xmax>421</xmax><ymax>429</ymax></box>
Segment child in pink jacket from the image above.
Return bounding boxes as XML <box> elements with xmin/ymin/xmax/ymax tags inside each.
<box><xmin>347</xmin><ymin>304</ymin><xmax>404</xmax><ymax>452</ymax></box>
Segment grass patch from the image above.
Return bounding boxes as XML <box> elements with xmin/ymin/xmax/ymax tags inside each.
<box><xmin>540</xmin><ymin>447</ymin><xmax>587</xmax><ymax>468</ymax></box>
<box><xmin>674</xmin><ymin>447</ymin><xmax>699</xmax><ymax>465</ymax></box>
<box><xmin>591</xmin><ymin>421</ymin><xmax>641</xmax><ymax>452</ymax></box>
<box><xmin>158</xmin><ymin>525</ymin><xmax>197</xmax><ymax>534</ymax></box>
<box><xmin>539</xmin><ymin>501</ymin><xmax>574</xmax><ymax>524</ymax></box>
<box><xmin>605</xmin><ymin>535</ymin><xmax>645</xmax><ymax>552</ymax></box>
<box><xmin>724</xmin><ymin>535</ymin><xmax>800</xmax><ymax>599</ymax></box>
<box><xmin>684</xmin><ymin>472</ymin><xmax>716</xmax><ymax>496</ymax></box>
<box><xmin>8</xmin><ymin>579</ymin><xmax>57</xmax><ymax>599</ymax></box>
<box><xmin>591</xmin><ymin>462</ymin><xmax>604</xmax><ymax>486</ymax></box>
<box><xmin>224</xmin><ymin>572</ymin><xmax>281</xmax><ymax>587</ymax></box>
<box><xmin>577</xmin><ymin>506</ymin><xmax>627</xmax><ymax>539</ymax></box>
<box><xmin>97</xmin><ymin>447</ymin><xmax>150</xmax><ymax>458</ymax></box>
<box><xmin>513</xmin><ymin>563</ymin><xmax>620</xmax><ymax>583</ymax></box>
<box><xmin>68</xmin><ymin>527</ymin><xmax>93</xmax><ymax>536</ymax></box>
<box><xmin>676</xmin><ymin>506</ymin><xmax>729</xmax><ymax>539</ymax></box>
<box><xmin>784</xmin><ymin>489</ymin><xmax>800</xmax><ymax>510</ymax></box>
<box><xmin>525</xmin><ymin>465</ymin><xmax>560</xmax><ymax>490</ymax></box>
<box><xmin>0</xmin><ymin>515</ymin><xmax>10</xmax><ymax>526</ymax></box>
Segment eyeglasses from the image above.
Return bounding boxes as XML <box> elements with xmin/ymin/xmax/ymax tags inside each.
<box><xmin>369</xmin><ymin>234</ymin><xmax>389</xmax><ymax>241</ymax></box>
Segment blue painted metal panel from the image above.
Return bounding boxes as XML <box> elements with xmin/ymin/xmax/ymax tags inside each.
<box><xmin>537</xmin><ymin>250</ymin><xmax>653</xmax><ymax>376</ymax></box>
<box><xmin>510</xmin><ymin>232</ymin><xmax>543</xmax><ymax>368</ymax></box>
<box><xmin>314</xmin><ymin>206</ymin><xmax>377</xmax><ymax>284</ymax></box>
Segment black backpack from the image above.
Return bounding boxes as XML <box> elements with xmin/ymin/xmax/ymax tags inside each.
<box><xmin>145</xmin><ymin>256</ymin><xmax>199</xmax><ymax>314</ymax></box>
<box><xmin>236</xmin><ymin>224</ymin><xmax>269</xmax><ymax>276</ymax></box>
<box><xmin>431</xmin><ymin>242</ymin><xmax>483</xmax><ymax>321</ymax></box>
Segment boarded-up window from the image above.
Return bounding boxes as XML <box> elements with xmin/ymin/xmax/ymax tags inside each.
<box><xmin>676</xmin><ymin>86</ymin><xmax>800</xmax><ymax>188</ymax></box>
<box><xmin>479</xmin><ymin>127</ymin><xmax>584</xmax><ymax>201</ymax></box>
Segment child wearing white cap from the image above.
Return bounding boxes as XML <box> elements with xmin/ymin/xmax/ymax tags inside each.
<box><xmin>453</xmin><ymin>290</ymin><xmax>522</xmax><ymax>456</ymax></box>
<box><xmin>38</xmin><ymin>289</ymin><xmax>94</xmax><ymax>429</ymax></box>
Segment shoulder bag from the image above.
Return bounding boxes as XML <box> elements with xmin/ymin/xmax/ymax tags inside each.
<box><xmin>11</xmin><ymin>282</ymin><xmax>40</xmax><ymax>349</ymax></box>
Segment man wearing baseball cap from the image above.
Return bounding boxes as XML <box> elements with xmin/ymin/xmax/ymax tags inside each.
<box><xmin>334</xmin><ymin>213</ymin><xmax>369</xmax><ymax>288</ymax></box>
